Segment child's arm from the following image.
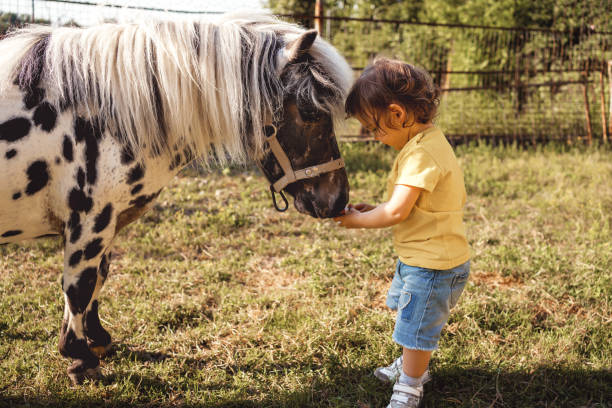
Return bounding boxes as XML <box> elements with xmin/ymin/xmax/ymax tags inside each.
<box><xmin>334</xmin><ymin>185</ymin><xmax>421</xmax><ymax>229</ymax></box>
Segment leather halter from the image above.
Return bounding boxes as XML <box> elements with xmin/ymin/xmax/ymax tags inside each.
<box><xmin>261</xmin><ymin>124</ymin><xmax>345</xmax><ymax>212</ymax></box>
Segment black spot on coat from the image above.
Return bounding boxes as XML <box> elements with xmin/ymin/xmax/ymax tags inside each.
<box><xmin>120</xmin><ymin>147</ymin><xmax>135</xmax><ymax>164</ymax></box>
<box><xmin>129</xmin><ymin>190</ymin><xmax>161</xmax><ymax>208</ymax></box>
<box><xmin>127</xmin><ymin>164</ymin><xmax>144</xmax><ymax>184</ymax></box>
<box><xmin>70</xmin><ymin>224</ymin><xmax>82</xmax><ymax>243</ymax></box>
<box><xmin>69</xmin><ymin>250</ymin><xmax>83</xmax><ymax>267</ymax></box>
<box><xmin>84</xmin><ymin>238</ymin><xmax>104</xmax><ymax>260</ymax></box>
<box><xmin>25</xmin><ymin>160</ymin><xmax>49</xmax><ymax>195</ymax></box>
<box><xmin>12</xmin><ymin>192</ymin><xmax>21</xmax><ymax>200</ymax></box>
<box><xmin>2</xmin><ymin>230</ymin><xmax>22</xmax><ymax>237</ymax></box>
<box><xmin>84</xmin><ymin>138</ymin><xmax>99</xmax><ymax>185</ymax></box>
<box><xmin>130</xmin><ymin>184</ymin><xmax>143</xmax><ymax>195</ymax></box>
<box><xmin>68</xmin><ymin>188</ymin><xmax>93</xmax><ymax>213</ymax></box>
<box><xmin>5</xmin><ymin>149</ymin><xmax>17</xmax><ymax>159</ymax></box>
<box><xmin>99</xmin><ymin>253</ymin><xmax>110</xmax><ymax>280</ymax></box>
<box><xmin>93</xmin><ymin>204</ymin><xmax>113</xmax><ymax>233</ymax></box>
<box><xmin>65</xmin><ymin>267</ymin><xmax>97</xmax><ymax>314</ymax></box>
<box><xmin>0</xmin><ymin>118</ymin><xmax>31</xmax><ymax>142</ymax></box>
<box><xmin>77</xmin><ymin>168</ymin><xmax>85</xmax><ymax>189</ymax></box>
<box><xmin>68</xmin><ymin>211</ymin><xmax>82</xmax><ymax>243</ymax></box>
<box><xmin>62</xmin><ymin>136</ymin><xmax>74</xmax><ymax>162</ymax></box>
<box><xmin>23</xmin><ymin>87</ymin><xmax>45</xmax><ymax>110</ymax></box>
<box><xmin>33</xmin><ymin>102</ymin><xmax>57</xmax><ymax>132</ymax></box>
<box><xmin>74</xmin><ymin>117</ymin><xmax>103</xmax><ymax>185</ymax></box>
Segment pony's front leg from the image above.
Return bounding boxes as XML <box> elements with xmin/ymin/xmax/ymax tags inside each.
<box><xmin>59</xmin><ymin>230</ymin><xmax>113</xmax><ymax>385</ymax></box>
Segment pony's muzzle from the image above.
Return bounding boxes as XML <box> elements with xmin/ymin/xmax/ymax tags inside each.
<box><xmin>291</xmin><ymin>169</ymin><xmax>349</xmax><ymax>219</ymax></box>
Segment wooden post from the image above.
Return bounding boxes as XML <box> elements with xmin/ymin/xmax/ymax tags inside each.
<box><xmin>582</xmin><ymin>71</ymin><xmax>593</xmax><ymax>145</ymax></box>
<box><xmin>441</xmin><ymin>38</ymin><xmax>453</xmax><ymax>96</ymax></box>
<box><xmin>599</xmin><ymin>70</ymin><xmax>609</xmax><ymax>144</ymax></box>
<box><xmin>31</xmin><ymin>0</ymin><xmax>35</xmax><ymax>22</ymax></box>
<box><xmin>325</xmin><ymin>9</ymin><xmax>331</xmax><ymax>40</ymax></box>
<box><xmin>608</xmin><ymin>60</ymin><xmax>612</xmax><ymax>141</ymax></box>
<box><xmin>314</xmin><ymin>0</ymin><xmax>323</xmax><ymax>34</ymax></box>
<box><xmin>513</xmin><ymin>48</ymin><xmax>520</xmax><ymax>144</ymax></box>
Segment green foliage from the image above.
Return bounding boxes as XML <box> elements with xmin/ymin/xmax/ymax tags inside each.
<box><xmin>0</xmin><ymin>12</ymin><xmax>50</xmax><ymax>35</ymax></box>
<box><xmin>0</xmin><ymin>12</ymin><xmax>27</xmax><ymax>35</ymax></box>
<box><xmin>268</xmin><ymin>0</ymin><xmax>611</xmax><ymax>142</ymax></box>
<box><xmin>266</xmin><ymin>0</ymin><xmax>612</xmax><ymax>75</ymax></box>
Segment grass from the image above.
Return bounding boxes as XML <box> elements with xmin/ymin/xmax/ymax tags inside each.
<box><xmin>0</xmin><ymin>142</ymin><xmax>611</xmax><ymax>407</ymax></box>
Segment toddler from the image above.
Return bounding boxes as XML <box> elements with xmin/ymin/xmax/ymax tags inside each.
<box><xmin>334</xmin><ymin>58</ymin><xmax>470</xmax><ymax>408</ymax></box>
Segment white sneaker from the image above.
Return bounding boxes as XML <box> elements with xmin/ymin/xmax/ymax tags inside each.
<box><xmin>374</xmin><ymin>356</ymin><xmax>403</xmax><ymax>383</ymax></box>
<box><xmin>386</xmin><ymin>382</ymin><xmax>424</xmax><ymax>408</ymax></box>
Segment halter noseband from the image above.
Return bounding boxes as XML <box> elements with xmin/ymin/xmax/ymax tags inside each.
<box><xmin>261</xmin><ymin>124</ymin><xmax>345</xmax><ymax>212</ymax></box>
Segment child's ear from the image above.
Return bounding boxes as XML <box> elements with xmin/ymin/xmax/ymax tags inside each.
<box><xmin>388</xmin><ymin>104</ymin><xmax>406</xmax><ymax>126</ymax></box>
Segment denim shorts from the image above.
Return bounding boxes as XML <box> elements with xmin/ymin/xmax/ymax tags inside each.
<box><xmin>386</xmin><ymin>259</ymin><xmax>470</xmax><ymax>351</ymax></box>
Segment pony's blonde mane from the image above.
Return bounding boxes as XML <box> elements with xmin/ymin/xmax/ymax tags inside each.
<box><xmin>0</xmin><ymin>13</ymin><xmax>353</xmax><ymax>165</ymax></box>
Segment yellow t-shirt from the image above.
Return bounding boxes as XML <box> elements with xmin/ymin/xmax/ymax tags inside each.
<box><xmin>386</xmin><ymin>126</ymin><xmax>470</xmax><ymax>270</ymax></box>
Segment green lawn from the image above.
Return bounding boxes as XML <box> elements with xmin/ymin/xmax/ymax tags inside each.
<box><xmin>1</xmin><ymin>142</ymin><xmax>611</xmax><ymax>407</ymax></box>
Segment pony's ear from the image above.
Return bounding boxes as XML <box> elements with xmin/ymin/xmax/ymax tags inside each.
<box><xmin>286</xmin><ymin>30</ymin><xmax>318</xmax><ymax>63</ymax></box>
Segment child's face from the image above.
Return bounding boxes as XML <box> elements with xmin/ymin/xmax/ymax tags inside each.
<box><xmin>355</xmin><ymin>108</ymin><xmax>411</xmax><ymax>151</ymax></box>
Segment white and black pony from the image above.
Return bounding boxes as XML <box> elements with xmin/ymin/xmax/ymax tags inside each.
<box><xmin>0</xmin><ymin>13</ymin><xmax>352</xmax><ymax>384</ymax></box>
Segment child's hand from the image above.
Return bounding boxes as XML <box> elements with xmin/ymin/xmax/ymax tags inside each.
<box><xmin>333</xmin><ymin>206</ymin><xmax>361</xmax><ymax>228</ymax></box>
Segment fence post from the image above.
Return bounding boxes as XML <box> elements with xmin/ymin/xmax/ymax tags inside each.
<box><xmin>440</xmin><ymin>38</ymin><xmax>453</xmax><ymax>98</ymax></box>
<box><xmin>314</xmin><ymin>0</ymin><xmax>323</xmax><ymax>34</ymax></box>
<box><xmin>582</xmin><ymin>71</ymin><xmax>593</xmax><ymax>145</ymax></box>
<box><xmin>31</xmin><ymin>0</ymin><xmax>35</xmax><ymax>22</ymax></box>
<box><xmin>608</xmin><ymin>60</ymin><xmax>612</xmax><ymax>141</ymax></box>
<box><xmin>599</xmin><ymin>69</ymin><xmax>609</xmax><ymax>144</ymax></box>
<box><xmin>513</xmin><ymin>33</ymin><xmax>520</xmax><ymax>145</ymax></box>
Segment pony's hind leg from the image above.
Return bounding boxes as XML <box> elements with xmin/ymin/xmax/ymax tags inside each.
<box><xmin>59</xmin><ymin>226</ymin><xmax>114</xmax><ymax>385</ymax></box>
<box><xmin>84</xmin><ymin>252</ymin><xmax>113</xmax><ymax>359</ymax></box>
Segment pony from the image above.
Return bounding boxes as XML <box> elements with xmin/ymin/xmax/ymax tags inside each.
<box><xmin>0</xmin><ymin>13</ymin><xmax>352</xmax><ymax>385</ymax></box>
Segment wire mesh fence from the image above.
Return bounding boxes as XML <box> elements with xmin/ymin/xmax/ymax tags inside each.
<box><xmin>298</xmin><ymin>14</ymin><xmax>612</xmax><ymax>145</ymax></box>
<box><xmin>1</xmin><ymin>1</ymin><xmax>610</xmax><ymax>145</ymax></box>
<box><xmin>0</xmin><ymin>0</ymin><xmax>256</xmax><ymax>26</ymax></box>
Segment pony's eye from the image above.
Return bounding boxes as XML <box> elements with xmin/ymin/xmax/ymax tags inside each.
<box><xmin>298</xmin><ymin>106</ymin><xmax>322</xmax><ymax>122</ymax></box>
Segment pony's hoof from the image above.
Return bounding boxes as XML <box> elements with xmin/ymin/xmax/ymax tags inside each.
<box><xmin>67</xmin><ymin>361</ymin><xmax>101</xmax><ymax>385</ymax></box>
<box><xmin>89</xmin><ymin>343</ymin><xmax>112</xmax><ymax>359</ymax></box>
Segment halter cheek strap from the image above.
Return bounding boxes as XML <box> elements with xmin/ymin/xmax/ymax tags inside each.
<box><xmin>261</xmin><ymin>124</ymin><xmax>346</xmax><ymax>212</ymax></box>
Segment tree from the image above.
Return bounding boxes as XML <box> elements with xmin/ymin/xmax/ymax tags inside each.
<box><xmin>266</xmin><ymin>0</ymin><xmax>612</xmax><ymax>78</ymax></box>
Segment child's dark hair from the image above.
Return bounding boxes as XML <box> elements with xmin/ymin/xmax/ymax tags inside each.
<box><xmin>345</xmin><ymin>58</ymin><xmax>440</xmax><ymax>128</ymax></box>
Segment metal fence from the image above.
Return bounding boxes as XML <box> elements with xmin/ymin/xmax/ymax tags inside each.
<box><xmin>301</xmin><ymin>13</ymin><xmax>612</xmax><ymax>145</ymax></box>
<box><xmin>1</xmin><ymin>1</ymin><xmax>611</xmax><ymax>145</ymax></box>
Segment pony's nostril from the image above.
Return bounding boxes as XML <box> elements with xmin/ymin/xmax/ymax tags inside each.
<box><xmin>305</xmin><ymin>199</ymin><xmax>318</xmax><ymax>217</ymax></box>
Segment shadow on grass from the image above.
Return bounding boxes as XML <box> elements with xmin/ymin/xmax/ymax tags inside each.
<box><xmin>1</xmin><ymin>357</ymin><xmax>610</xmax><ymax>408</ymax></box>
